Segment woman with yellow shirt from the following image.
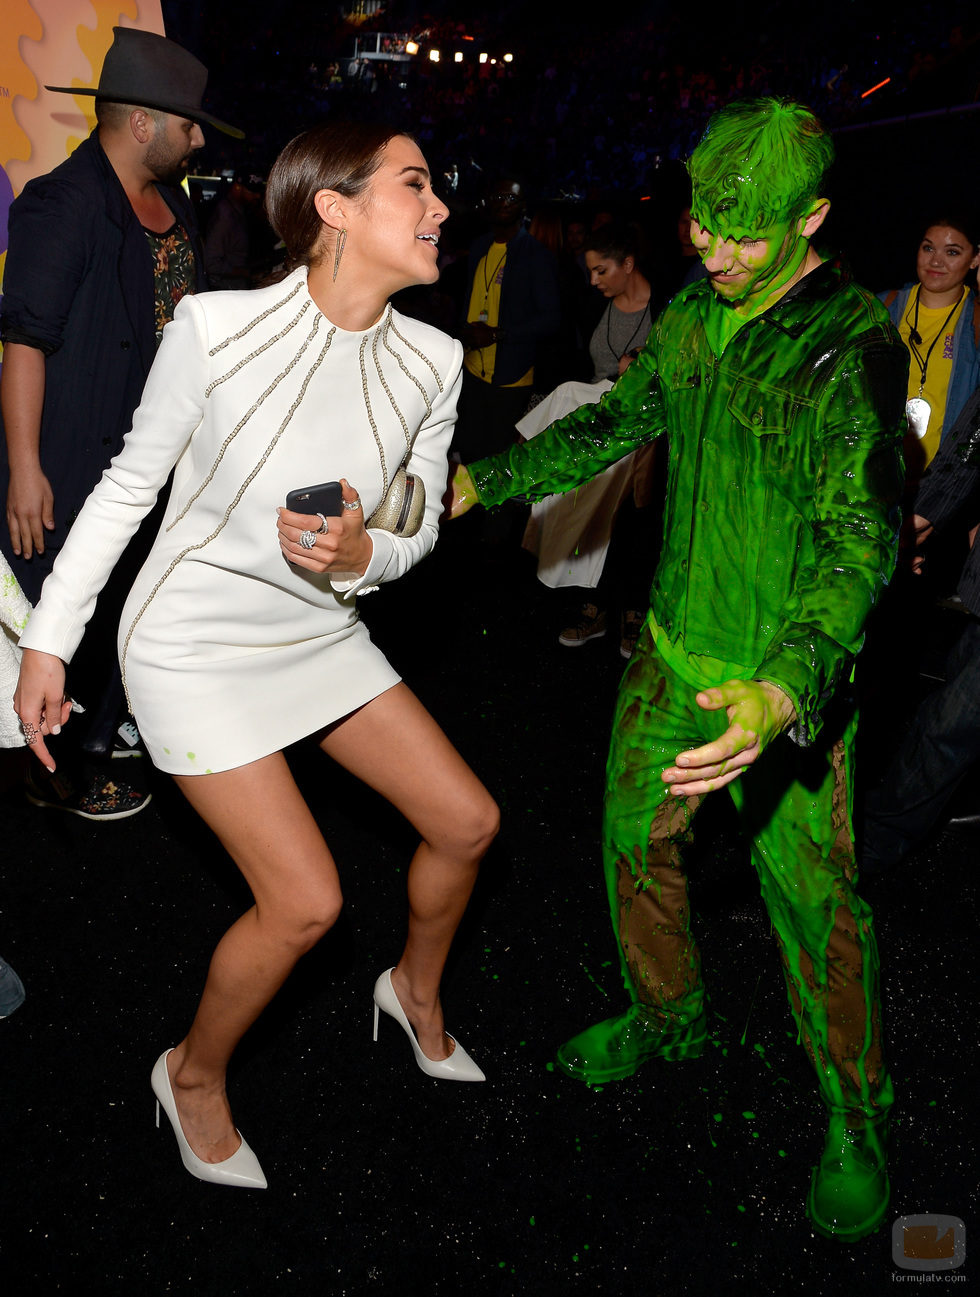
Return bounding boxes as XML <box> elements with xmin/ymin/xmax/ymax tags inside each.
<box><xmin>881</xmin><ymin>218</ymin><xmax>980</xmax><ymax>486</ymax></box>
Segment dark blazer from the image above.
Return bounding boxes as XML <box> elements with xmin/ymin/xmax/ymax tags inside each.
<box><xmin>463</xmin><ymin>227</ymin><xmax>561</xmax><ymax>386</ymax></box>
<box><xmin>0</xmin><ymin>130</ymin><xmax>205</xmax><ymax>599</ymax></box>
<box><xmin>916</xmin><ymin>385</ymin><xmax>980</xmax><ymax>617</ymax></box>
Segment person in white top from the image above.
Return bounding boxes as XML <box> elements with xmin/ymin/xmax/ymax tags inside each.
<box><xmin>13</xmin><ymin>122</ymin><xmax>499</xmax><ymax>1189</ymax></box>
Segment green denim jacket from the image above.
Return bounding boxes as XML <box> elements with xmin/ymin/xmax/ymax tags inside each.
<box><xmin>469</xmin><ymin>261</ymin><xmax>908</xmax><ymax>740</ymax></box>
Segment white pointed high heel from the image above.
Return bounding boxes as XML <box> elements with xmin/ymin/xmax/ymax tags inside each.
<box><xmin>151</xmin><ymin>1050</ymin><xmax>268</xmax><ymax>1189</ymax></box>
<box><xmin>372</xmin><ymin>968</ymin><xmax>485</xmax><ymax>1082</ymax></box>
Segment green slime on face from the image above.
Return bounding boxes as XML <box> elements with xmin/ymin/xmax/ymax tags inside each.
<box><xmin>687</xmin><ymin>97</ymin><xmax>834</xmax><ymax>236</ymax></box>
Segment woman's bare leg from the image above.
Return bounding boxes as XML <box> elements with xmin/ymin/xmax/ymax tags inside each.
<box><xmin>321</xmin><ymin>684</ymin><xmax>498</xmax><ymax>1060</ymax></box>
<box><xmin>167</xmin><ymin>752</ymin><xmax>342</xmax><ymax>1162</ymax></box>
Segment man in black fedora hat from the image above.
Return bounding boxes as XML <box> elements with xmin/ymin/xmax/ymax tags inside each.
<box><xmin>0</xmin><ymin>26</ymin><xmax>242</xmax><ymax>820</ymax></box>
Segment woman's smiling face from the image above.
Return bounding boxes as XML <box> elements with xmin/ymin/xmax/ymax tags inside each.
<box><xmin>916</xmin><ymin>224</ymin><xmax>979</xmax><ymax>300</ymax></box>
<box><xmin>346</xmin><ymin>135</ymin><xmax>449</xmax><ymax>292</ymax></box>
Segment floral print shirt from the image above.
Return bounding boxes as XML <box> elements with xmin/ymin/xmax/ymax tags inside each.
<box><xmin>144</xmin><ymin>223</ymin><xmax>197</xmax><ymax>344</ymax></box>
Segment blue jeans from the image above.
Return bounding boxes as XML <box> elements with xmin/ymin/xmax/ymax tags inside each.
<box><xmin>863</xmin><ymin>616</ymin><xmax>980</xmax><ymax>868</ymax></box>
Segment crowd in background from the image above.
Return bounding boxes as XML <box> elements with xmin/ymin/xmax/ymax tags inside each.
<box><xmin>167</xmin><ymin>2</ymin><xmax>979</xmax><ymax>209</ymax></box>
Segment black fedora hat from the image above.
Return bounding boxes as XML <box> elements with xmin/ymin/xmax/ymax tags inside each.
<box><xmin>46</xmin><ymin>27</ymin><xmax>244</xmax><ymax>139</ymax></box>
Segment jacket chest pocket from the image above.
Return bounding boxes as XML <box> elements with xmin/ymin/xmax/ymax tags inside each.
<box><xmin>726</xmin><ymin>380</ymin><xmax>810</xmax><ymax>473</ymax></box>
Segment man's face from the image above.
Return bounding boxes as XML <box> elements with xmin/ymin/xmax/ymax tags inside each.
<box><xmin>144</xmin><ymin>113</ymin><xmax>205</xmax><ymax>186</ymax></box>
<box><xmin>486</xmin><ymin>180</ymin><xmax>524</xmax><ymax>228</ymax></box>
<box><xmin>691</xmin><ymin>211</ymin><xmax>804</xmax><ymax>310</ymax></box>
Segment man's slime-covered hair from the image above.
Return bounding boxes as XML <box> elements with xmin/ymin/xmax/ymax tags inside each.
<box><xmin>687</xmin><ymin>98</ymin><xmax>834</xmax><ymax>234</ymax></box>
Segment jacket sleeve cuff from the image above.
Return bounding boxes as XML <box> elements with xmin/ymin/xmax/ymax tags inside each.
<box><xmin>468</xmin><ymin>456</ymin><xmax>514</xmax><ymax>509</ymax></box>
<box><xmin>754</xmin><ymin>643</ymin><xmax>840</xmax><ymax>747</ymax></box>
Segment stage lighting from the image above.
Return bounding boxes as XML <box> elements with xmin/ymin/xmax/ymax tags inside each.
<box><xmin>429</xmin><ymin>49</ymin><xmax>440</xmax><ymax>63</ymax></box>
<box><xmin>479</xmin><ymin>53</ymin><xmax>488</xmax><ymax>64</ymax></box>
<box><xmin>860</xmin><ymin>76</ymin><xmax>891</xmax><ymax>98</ymax></box>
<box><xmin>405</xmin><ymin>41</ymin><xmax>419</xmax><ymax>55</ymax></box>
<box><xmin>503</xmin><ymin>53</ymin><xmax>513</xmax><ymax>63</ymax></box>
<box><xmin>454</xmin><ymin>51</ymin><xmax>463</xmax><ymax>63</ymax></box>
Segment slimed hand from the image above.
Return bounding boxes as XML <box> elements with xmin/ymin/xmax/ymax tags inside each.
<box><xmin>662</xmin><ymin>678</ymin><xmax>797</xmax><ymax>795</ymax></box>
<box><xmin>449</xmin><ymin>464</ymin><xmax>479</xmax><ymax>519</ymax></box>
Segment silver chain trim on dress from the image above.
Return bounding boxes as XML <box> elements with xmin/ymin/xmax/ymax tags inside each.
<box><xmin>170</xmin><ymin>315</ymin><xmax>324</xmax><ymax>528</ymax></box>
<box><xmin>359</xmin><ymin>307</ymin><xmax>449</xmax><ymax>496</ymax></box>
<box><xmin>388</xmin><ymin>317</ymin><xmax>446</xmax><ymax>393</ymax></box>
<box><xmin>372</xmin><ymin>314</ymin><xmax>412</xmax><ymax>451</ymax></box>
<box><xmin>205</xmin><ymin>301</ymin><xmax>312</xmax><ymax>397</ymax></box>
<box><xmin>359</xmin><ymin>333</ymin><xmax>389</xmax><ymax>496</ymax></box>
<box><xmin>381</xmin><ymin>318</ymin><xmax>433</xmax><ymax>421</ymax></box>
<box><xmin>120</xmin><ymin>326</ymin><xmax>337</xmax><ymax>705</ymax></box>
<box><xmin>208</xmin><ymin>280</ymin><xmax>304</xmax><ymax>355</ymax></box>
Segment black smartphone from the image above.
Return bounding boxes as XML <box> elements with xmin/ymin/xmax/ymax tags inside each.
<box><xmin>285</xmin><ymin>481</ymin><xmax>343</xmax><ymax>516</ymax></box>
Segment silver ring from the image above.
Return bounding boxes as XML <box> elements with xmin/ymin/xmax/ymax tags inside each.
<box><xmin>315</xmin><ymin>513</ymin><xmax>330</xmax><ymax>535</ymax></box>
<box><xmin>342</xmin><ymin>497</ymin><xmax>362</xmax><ymax>511</ymax></box>
<box><xmin>299</xmin><ymin>529</ymin><xmax>317</xmax><ymax>550</ymax></box>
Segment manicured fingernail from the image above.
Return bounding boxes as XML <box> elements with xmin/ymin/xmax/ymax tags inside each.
<box><xmin>45</xmin><ymin>764</ymin><xmax>55</xmax><ymax>773</ymax></box>
<box><xmin>51</xmin><ymin>724</ymin><xmax>61</xmax><ymax>735</ymax></box>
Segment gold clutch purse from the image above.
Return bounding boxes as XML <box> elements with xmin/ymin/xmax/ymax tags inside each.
<box><xmin>366</xmin><ymin>466</ymin><xmax>425</xmax><ymax>537</ymax></box>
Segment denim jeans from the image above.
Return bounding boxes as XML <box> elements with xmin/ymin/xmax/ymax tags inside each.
<box><xmin>863</xmin><ymin>616</ymin><xmax>980</xmax><ymax>868</ymax></box>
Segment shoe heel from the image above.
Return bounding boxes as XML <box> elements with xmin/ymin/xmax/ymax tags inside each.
<box><xmin>371</xmin><ymin>968</ymin><xmax>485</xmax><ymax>1082</ymax></box>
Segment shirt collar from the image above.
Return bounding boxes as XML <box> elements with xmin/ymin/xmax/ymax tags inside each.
<box><xmin>696</xmin><ymin>257</ymin><xmax>847</xmax><ymax>340</ymax></box>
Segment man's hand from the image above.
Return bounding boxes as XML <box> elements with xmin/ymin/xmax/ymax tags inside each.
<box><xmin>2</xmin><ymin>342</ymin><xmax>51</xmax><ymax>558</ymax></box>
<box><xmin>7</xmin><ymin>467</ymin><xmax>55</xmax><ymax>558</ymax></box>
<box><xmin>662</xmin><ymin>678</ymin><xmax>797</xmax><ymax>795</ymax></box>
<box><xmin>461</xmin><ymin>321</ymin><xmax>496</xmax><ymax>351</ymax></box>
<box><xmin>448</xmin><ymin>464</ymin><xmax>479</xmax><ymax>519</ymax></box>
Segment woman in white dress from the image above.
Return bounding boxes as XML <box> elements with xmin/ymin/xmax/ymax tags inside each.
<box><xmin>13</xmin><ymin>123</ymin><xmax>499</xmax><ymax>1188</ymax></box>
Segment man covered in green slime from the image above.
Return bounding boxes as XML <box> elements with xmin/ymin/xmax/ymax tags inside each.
<box><xmin>452</xmin><ymin>99</ymin><xmax>907</xmax><ymax>1240</ymax></box>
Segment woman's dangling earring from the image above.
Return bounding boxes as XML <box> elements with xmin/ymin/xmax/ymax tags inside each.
<box><xmin>333</xmin><ymin>228</ymin><xmax>347</xmax><ymax>282</ymax></box>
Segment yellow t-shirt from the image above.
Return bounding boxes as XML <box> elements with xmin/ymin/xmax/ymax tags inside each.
<box><xmin>463</xmin><ymin>243</ymin><xmax>533</xmax><ymax>387</ymax></box>
<box><xmin>900</xmin><ymin>288</ymin><xmax>969</xmax><ymax>467</ymax></box>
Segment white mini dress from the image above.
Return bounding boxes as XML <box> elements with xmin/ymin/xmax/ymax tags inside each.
<box><xmin>21</xmin><ymin>268</ymin><xmax>463</xmax><ymax>774</ymax></box>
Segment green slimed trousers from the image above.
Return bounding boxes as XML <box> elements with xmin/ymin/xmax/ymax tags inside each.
<box><xmin>605</xmin><ymin>622</ymin><xmax>893</xmax><ymax>1122</ymax></box>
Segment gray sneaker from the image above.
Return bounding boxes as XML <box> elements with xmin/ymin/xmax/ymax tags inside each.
<box><xmin>0</xmin><ymin>958</ymin><xmax>25</xmax><ymax>1018</ymax></box>
<box><xmin>112</xmin><ymin>717</ymin><xmax>142</xmax><ymax>758</ymax></box>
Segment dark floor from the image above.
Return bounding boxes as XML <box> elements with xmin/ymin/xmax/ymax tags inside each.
<box><xmin>1</xmin><ymin>523</ymin><xmax>976</xmax><ymax>1295</ymax></box>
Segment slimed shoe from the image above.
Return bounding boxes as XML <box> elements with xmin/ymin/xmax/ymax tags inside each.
<box><xmin>807</xmin><ymin>1112</ymin><xmax>889</xmax><ymax>1241</ymax></box>
<box><xmin>556</xmin><ymin>1002</ymin><xmax>707</xmax><ymax>1083</ymax></box>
